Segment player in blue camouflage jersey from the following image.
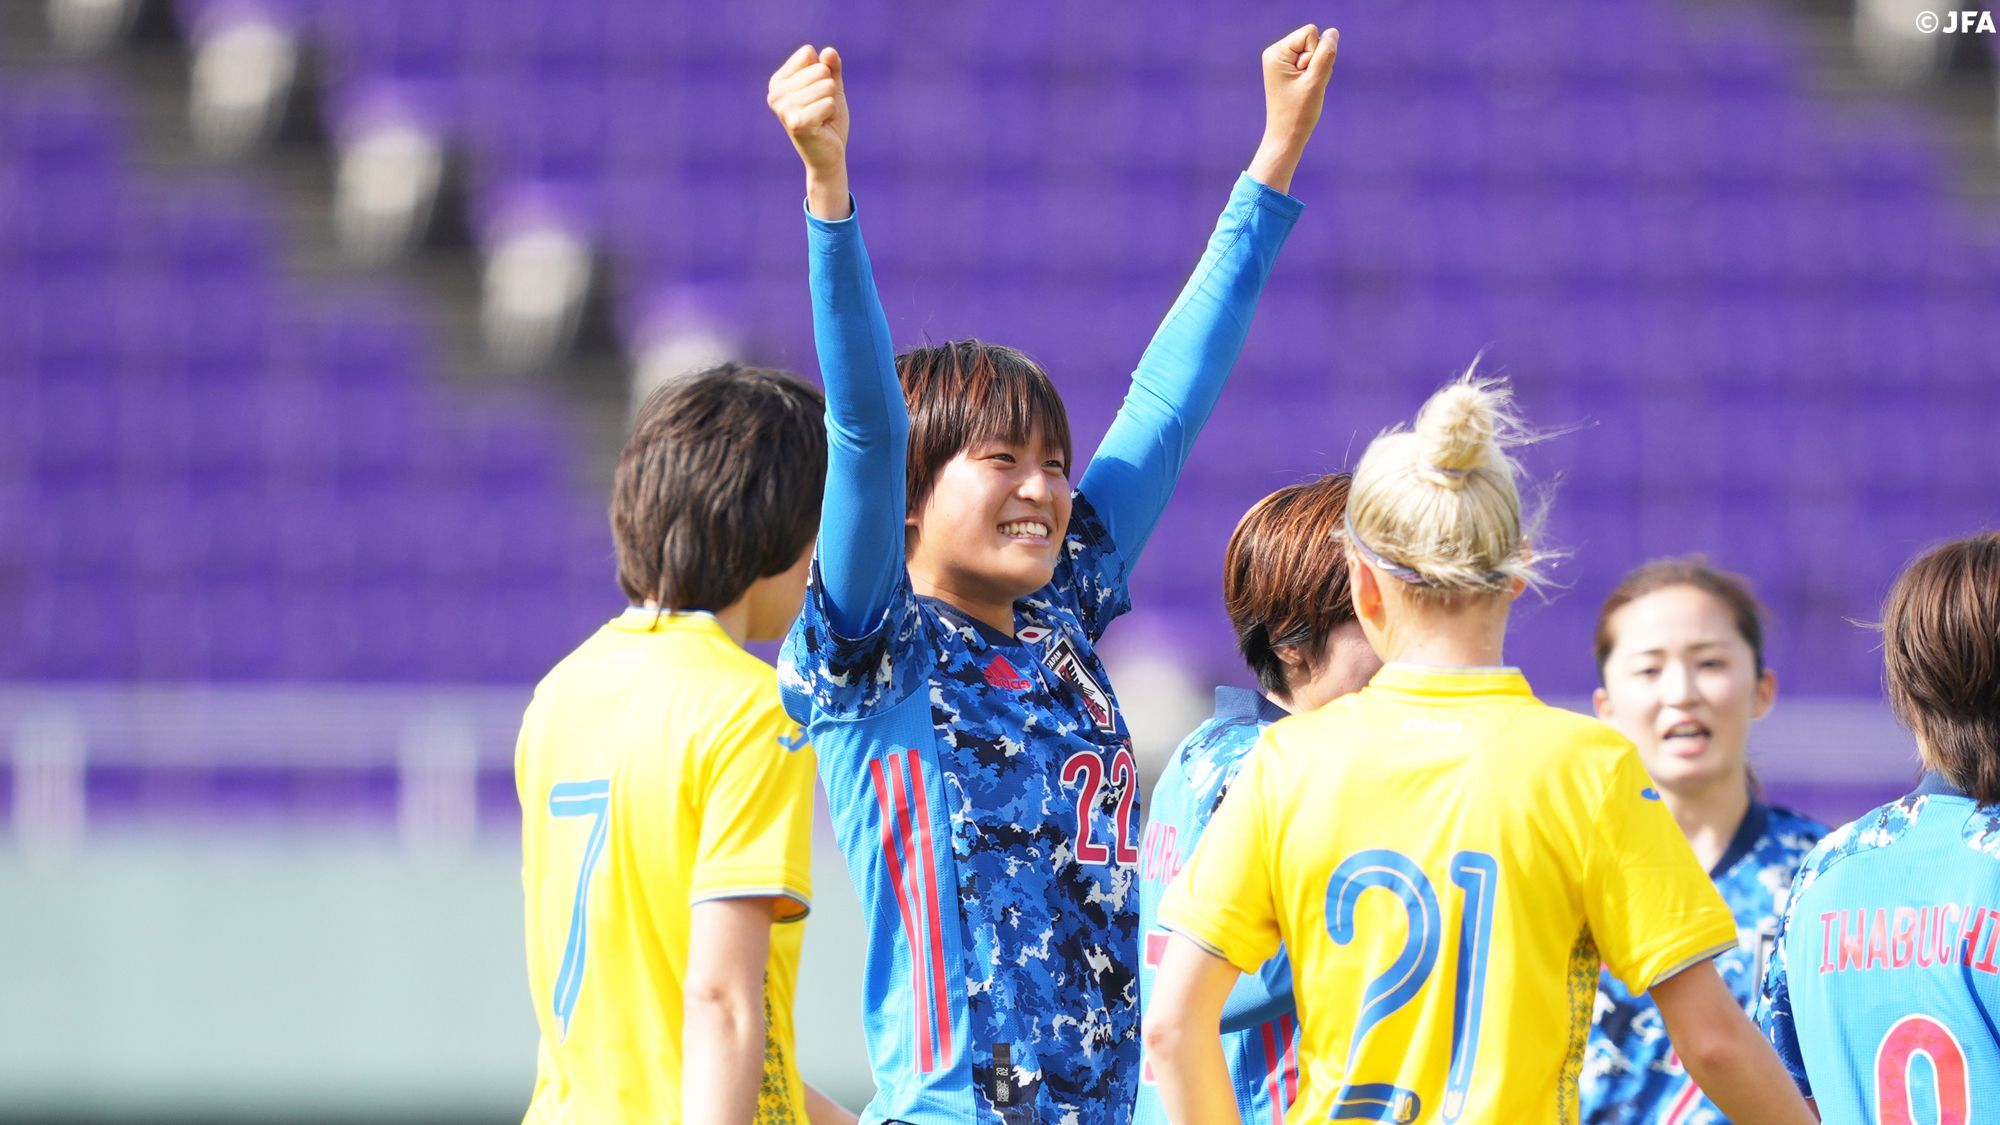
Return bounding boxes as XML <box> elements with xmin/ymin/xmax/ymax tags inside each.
<box><xmin>1582</xmin><ymin>558</ymin><xmax>1826</xmax><ymax>1124</ymax></box>
<box><xmin>1758</xmin><ymin>532</ymin><xmax>2000</xmax><ymax>1121</ymax></box>
<box><xmin>1133</xmin><ymin>474</ymin><xmax>1380</xmax><ymax>1125</ymax></box>
<box><xmin>765</xmin><ymin>28</ymin><xmax>1336</xmax><ymax>1125</ymax></box>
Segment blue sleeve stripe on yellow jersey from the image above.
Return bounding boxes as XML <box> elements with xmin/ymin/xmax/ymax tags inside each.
<box><xmin>869</xmin><ymin>748</ymin><xmax>954</xmax><ymax>1073</ymax></box>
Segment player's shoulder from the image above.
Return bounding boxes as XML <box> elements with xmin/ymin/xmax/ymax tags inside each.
<box><xmin>1788</xmin><ymin>794</ymin><xmax>1931</xmax><ymax>904</ymax></box>
<box><xmin>693</xmin><ymin>641</ymin><xmax>791</xmax><ymax>735</ymax></box>
<box><xmin>1262</xmin><ymin>688</ymin><xmax>1363</xmax><ymax>743</ymax></box>
<box><xmin>1761</xmin><ymin>804</ymin><xmax>1831</xmax><ymax>858</ymax></box>
<box><xmin>1245</xmin><ymin>692</ymin><xmax>1386</xmax><ymax>795</ymax></box>
<box><xmin>1164</xmin><ymin>715</ymin><xmax>1237</xmax><ymax>783</ymax></box>
<box><xmin>1521</xmin><ymin>698</ymin><xmax>1635</xmax><ymax>753</ymax></box>
<box><xmin>1168</xmin><ymin>688</ymin><xmax>1275</xmax><ymax>806</ymax></box>
<box><xmin>650</xmin><ymin>613</ymin><xmax>778</xmax><ymax>697</ymax></box>
<box><xmin>1518</xmin><ymin>706</ymin><xmax>1657</xmax><ymax>794</ymax></box>
<box><xmin>780</xmin><ymin>565</ymin><xmax>933</xmax><ymax>722</ymax></box>
<box><xmin>524</xmin><ymin>617</ymin><xmax>632</xmax><ymax>715</ymax></box>
<box><xmin>531</xmin><ymin>616</ymin><xmax>617</xmax><ymax>679</ymax></box>
<box><xmin>1044</xmin><ymin>490</ymin><xmax>1131</xmax><ymax>633</ymax></box>
<box><xmin>680</xmin><ymin>642</ymin><xmax>803</xmax><ymax>777</ymax></box>
<box><xmin>1175</xmin><ymin>688</ymin><xmax>1272</xmax><ymax>763</ymax></box>
<box><xmin>1438</xmin><ymin>695</ymin><xmax>1638</xmax><ymax>784</ymax></box>
<box><xmin>1064</xmin><ymin>490</ymin><xmax>1118</xmax><ymax>555</ymax></box>
<box><xmin>625</xmin><ymin>613</ymin><xmax>788</xmax><ymax>724</ymax></box>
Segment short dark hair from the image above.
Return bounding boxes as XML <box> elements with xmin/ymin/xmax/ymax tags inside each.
<box><xmin>1882</xmin><ymin>532</ymin><xmax>2000</xmax><ymax>804</ymax></box>
<box><xmin>1595</xmin><ymin>556</ymin><xmax>1768</xmax><ymax>681</ymax></box>
<box><xmin>1224</xmin><ymin>474</ymin><xmax>1357</xmax><ymax>696</ymax></box>
<box><xmin>610</xmin><ymin>363</ymin><xmax>827</xmax><ymax>611</ymax></box>
<box><xmin>896</xmin><ymin>340</ymin><xmax>1072</xmax><ymax>514</ymax></box>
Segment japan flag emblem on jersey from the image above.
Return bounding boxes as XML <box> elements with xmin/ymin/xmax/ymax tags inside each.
<box><xmin>1024</xmin><ymin>626</ymin><xmax>1116</xmax><ymax>732</ymax></box>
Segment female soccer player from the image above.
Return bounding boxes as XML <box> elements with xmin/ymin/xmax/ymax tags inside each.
<box><xmin>767</xmin><ymin>26</ymin><xmax>1336</xmax><ymax>1125</ymax></box>
<box><xmin>516</xmin><ymin>365</ymin><xmax>853</xmax><ymax>1124</ymax></box>
<box><xmin>1759</xmin><ymin>532</ymin><xmax>2000</xmax><ymax>1120</ymax></box>
<box><xmin>1582</xmin><ymin>559</ymin><xmax>1826</xmax><ymax>1124</ymax></box>
<box><xmin>1147</xmin><ymin>377</ymin><xmax>1818</xmax><ymax>1124</ymax></box>
<box><xmin>1134</xmin><ymin>473</ymin><xmax>1381</xmax><ymax>1125</ymax></box>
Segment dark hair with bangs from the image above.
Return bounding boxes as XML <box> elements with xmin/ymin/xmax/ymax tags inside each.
<box><xmin>1224</xmin><ymin>474</ymin><xmax>1357</xmax><ymax>697</ymax></box>
<box><xmin>611</xmin><ymin>363</ymin><xmax>827</xmax><ymax>611</ymax></box>
<box><xmin>1595</xmin><ymin>556</ymin><xmax>1769</xmax><ymax>681</ymax></box>
<box><xmin>896</xmin><ymin>340</ymin><xmax>1072</xmax><ymax>514</ymax></box>
<box><xmin>1881</xmin><ymin>532</ymin><xmax>2000</xmax><ymax>805</ymax></box>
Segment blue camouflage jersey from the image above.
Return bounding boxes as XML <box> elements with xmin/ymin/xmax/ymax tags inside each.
<box><xmin>1134</xmin><ymin>687</ymin><xmax>1299</xmax><ymax>1125</ymax></box>
<box><xmin>781</xmin><ymin>173</ymin><xmax>1303</xmax><ymax>1124</ymax></box>
<box><xmin>1757</xmin><ymin>772</ymin><xmax>2000</xmax><ymax>1121</ymax></box>
<box><xmin>1580</xmin><ymin>800</ymin><xmax>1824</xmax><ymax>1124</ymax></box>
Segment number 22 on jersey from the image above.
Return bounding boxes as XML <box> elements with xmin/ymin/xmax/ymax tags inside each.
<box><xmin>1326</xmin><ymin>849</ymin><xmax>1498</xmax><ymax>1124</ymax></box>
<box><xmin>1061</xmin><ymin>748</ymin><xmax>1140</xmax><ymax>866</ymax></box>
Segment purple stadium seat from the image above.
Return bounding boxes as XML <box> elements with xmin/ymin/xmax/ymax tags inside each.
<box><xmin>174</xmin><ymin>0</ymin><xmax>316</xmax><ymax>41</ymax></box>
<box><xmin>315</xmin><ymin>0</ymin><xmax>473</xmax><ymax>137</ymax></box>
<box><xmin>7</xmin><ymin>3</ymin><xmax>2000</xmax><ymax>702</ymax></box>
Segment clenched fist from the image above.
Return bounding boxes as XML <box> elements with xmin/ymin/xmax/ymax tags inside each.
<box><xmin>1263</xmin><ymin>25</ymin><xmax>1337</xmax><ymax>145</ymax></box>
<box><xmin>768</xmin><ymin>44</ymin><xmax>851</xmax><ymax>220</ymax></box>
<box><xmin>1248</xmin><ymin>24</ymin><xmax>1339</xmax><ymax>194</ymax></box>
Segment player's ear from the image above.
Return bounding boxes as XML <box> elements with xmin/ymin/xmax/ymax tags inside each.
<box><xmin>1348</xmin><ymin>552</ymin><xmax>1384</xmax><ymax>624</ymax></box>
<box><xmin>1751</xmin><ymin>667</ymin><xmax>1778</xmax><ymax>721</ymax></box>
<box><xmin>1508</xmin><ymin>540</ymin><xmax>1533</xmax><ymax>602</ymax></box>
<box><xmin>1592</xmin><ymin>686</ymin><xmax>1612</xmax><ymax>722</ymax></box>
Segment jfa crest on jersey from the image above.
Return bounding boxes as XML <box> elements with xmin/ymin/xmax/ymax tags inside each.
<box><xmin>1134</xmin><ymin>686</ymin><xmax>1301</xmax><ymax>1125</ymax></box>
<box><xmin>1581</xmin><ymin>802</ymin><xmax>1824</xmax><ymax>1124</ymax></box>
<box><xmin>1034</xmin><ymin>626</ymin><xmax>1117</xmax><ymax>732</ymax></box>
<box><xmin>781</xmin><ymin>494</ymin><xmax>1143</xmax><ymax>1124</ymax></box>
<box><xmin>1758</xmin><ymin>773</ymin><xmax>2000</xmax><ymax>1119</ymax></box>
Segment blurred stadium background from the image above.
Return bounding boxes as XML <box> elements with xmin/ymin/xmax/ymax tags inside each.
<box><xmin>2</xmin><ymin>0</ymin><xmax>1997</xmax><ymax>1119</ymax></box>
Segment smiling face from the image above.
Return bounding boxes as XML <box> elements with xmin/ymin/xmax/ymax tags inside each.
<box><xmin>905</xmin><ymin>424</ymin><xmax>1072</xmax><ymax>623</ymax></box>
<box><xmin>1594</xmin><ymin>584</ymin><xmax>1776</xmax><ymax>795</ymax></box>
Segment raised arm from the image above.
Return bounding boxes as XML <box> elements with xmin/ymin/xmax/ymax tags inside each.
<box><xmin>769</xmin><ymin>45</ymin><xmax>907</xmax><ymax>636</ymax></box>
<box><xmin>1077</xmin><ymin>25</ymin><xmax>1336</xmax><ymax>561</ymax></box>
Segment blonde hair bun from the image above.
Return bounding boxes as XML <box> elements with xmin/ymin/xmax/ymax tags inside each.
<box><xmin>1414</xmin><ymin>380</ymin><xmax>1505</xmax><ymax>488</ymax></box>
<box><xmin>1345</xmin><ymin>368</ymin><xmax>1554</xmax><ymax>598</ymax></box>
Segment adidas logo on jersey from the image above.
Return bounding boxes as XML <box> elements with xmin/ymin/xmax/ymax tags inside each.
<box><xmin>984</xmin><ymin>656</ymin><xmax>1030</xmax><ymax>691</ymax></box>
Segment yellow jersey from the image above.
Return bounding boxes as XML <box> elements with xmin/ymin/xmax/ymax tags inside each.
<box><xmin>1159</xmin><ymin>664</ymin><xmax>1735</xmax><ymax>1123</ymax></box>
<box><xmin>517</xmin><ymin>608</ymin><xmax>817</xmax><ymax>1123</ymax></box>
